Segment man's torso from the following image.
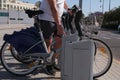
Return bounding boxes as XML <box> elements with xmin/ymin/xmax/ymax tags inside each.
<box><xmin>39</xmin><ymin>0</ymin><xmax>65</xmax><ymax>22</ymax></box>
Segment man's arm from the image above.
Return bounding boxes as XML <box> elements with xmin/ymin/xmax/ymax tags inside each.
<box><xmin>64</xmin><ymin>1</ymin><xmax>69</xmax><ymax>11</ymax></box>
<box><xmin>47</xmin><ymin>0</ymin><xmax>64</xmax><ymax>35</ymax></box>
<box><xmin>64</xmin><ymin>1</ymin><xmax>73</xmax><ymax>15</ymax></box>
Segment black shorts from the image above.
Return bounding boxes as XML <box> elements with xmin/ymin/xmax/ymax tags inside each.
<box><xmin>40</xmin><ymin>20</ymin><xmax>57</xmax><ymax>39</ymax></box>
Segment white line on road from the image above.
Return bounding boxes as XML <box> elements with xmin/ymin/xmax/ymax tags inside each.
<box><xmin>102</xmin><ymin>37</ymin><xmax>111</xmax><ymax>39</ymax></box>
<box><xmin>117</xmin><ymin>38</ymin><xmax>120</xmax><ymax>39</ymax></box>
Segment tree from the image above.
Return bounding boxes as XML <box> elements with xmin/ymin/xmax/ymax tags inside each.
<box><xmin>35</xmin><ymin>1</ymin><xmax>41</xmax><ymax>10</ymax></box>
<box><xmin>102</xmin><ymin>6</ymin><xmax>120</xmax><ymax>29</ymax></box>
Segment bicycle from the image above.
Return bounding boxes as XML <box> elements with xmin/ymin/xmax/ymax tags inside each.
<box><xmin>0</xmin><ymin>5</ymin><xmax>112</xmax><ymax>79</ymax></box>
<box><xmin>0</xmin><ymin>10</ymin><xmax>58</xmax><ymax>76</ymax></box>
<box><xmin>62</xmin><ymin>5</ymin><xmax>113</xmax><ymax>78</ymax></box>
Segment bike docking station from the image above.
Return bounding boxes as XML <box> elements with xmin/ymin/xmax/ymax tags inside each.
<box><xmin>60</xmin><ymin>33</ymin><xmax>95</xmax><ymax>80</ymax></box>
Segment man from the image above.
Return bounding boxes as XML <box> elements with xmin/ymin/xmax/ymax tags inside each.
<box><xmin>39</xmin><ymin>0</ymin><xmax>70</xmax><ymax>75</ymax></box>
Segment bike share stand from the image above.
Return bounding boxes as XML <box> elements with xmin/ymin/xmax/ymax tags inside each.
<box><xmin>61</xmin><ymin>34</ymin><xmax>94</xmax><ymax>80</ymax></box>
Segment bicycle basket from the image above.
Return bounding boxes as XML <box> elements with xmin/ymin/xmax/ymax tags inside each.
<box><xmin>3</xmin><ymin>26</ymin><xmax>46</xmax><ymax>54</ymax></box>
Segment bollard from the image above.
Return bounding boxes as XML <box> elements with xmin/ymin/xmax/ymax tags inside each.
<box><xmin>61</xmin><ymin>35</ymin><xmax>94</xmax><ymax>80</ymax></box>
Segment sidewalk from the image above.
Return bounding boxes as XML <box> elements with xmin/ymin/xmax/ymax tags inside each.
<box><xmin>0</xmin><ymin>53</ymin><xmax>119</xmax><ymax>80</ymax></box>
<box><xmin>0</xmin><ymin>24</ymin><xmax>120</xmax><ymax>80</ymax></box>
<box><xmin>0</xmin><ymin>24</ymin><xmax>33</xmax><ymax>47</ymax></box>
<box><xmin>0</xmin><ymin>24</ymin><xmax>33</xmax><ymax>30</ymax></box>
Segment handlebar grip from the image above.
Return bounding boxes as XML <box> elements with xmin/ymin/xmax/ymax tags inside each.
<box><xmin>68</xmin><ymin>5</ymin><xmax>78</xmax><ymax>13</ymax></box>
<box><xmin>74</xmin><ymin>10</ymin><xmax>83</xmax><ymax>38</ymax></box>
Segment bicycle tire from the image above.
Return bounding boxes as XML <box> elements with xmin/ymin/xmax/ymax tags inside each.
<box><xmin>0</xmin><ymin>42</ymin><xmax>35</xmax><ymax>76</ymax></box>
<box><xmin>10</xmin><ymin>46</ymin><xmax>33</xmax><ymax>64</ymax></box>
<box><xmin>92</xmin><ymin>38</ymin><xmax>113</xmax><ymax>78</ymax></box>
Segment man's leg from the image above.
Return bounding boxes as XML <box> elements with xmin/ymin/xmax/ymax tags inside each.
<box><xmin>51</xmin><ymin>36</ymin><xmax>62</xmax><ymax>71</ymax></box>
<box><xmin>40</xmin><ymin>20</ymin><xmax>57</xmax><ymax>75</ymax></box>
<box><xmin>53</xmin><ymin>36</ymin><xmax>62</xmax><ymax>58</ymax></box>
<box><xmin>45</xmin><ymin>38</ymin><xmax>52</xmax><ymax>53</ymax></box>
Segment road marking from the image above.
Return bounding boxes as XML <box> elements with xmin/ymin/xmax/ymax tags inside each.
<box><xmin>117</xmin><ymin>38</ymin><xmax>120</xmax><ymax>39</ymax></box>
<box><xmin>102</xmin><ymin>37</ymin><xmax>111</xmax><ymax>39</ymax></box>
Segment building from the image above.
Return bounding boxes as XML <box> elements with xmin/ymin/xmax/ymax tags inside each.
<box><xmin>0</xmin><ymin>0</ymin><xmax>36</xmax><ymax>24</ymax></box>
<box><xmin>0</xmin><ymin>0</ymin><xmax>36</xmax><ymax>10</ymax></box>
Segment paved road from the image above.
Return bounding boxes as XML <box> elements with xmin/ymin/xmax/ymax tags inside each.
<box><xmin>0</xmin><ymin>24</ymin><xmax>120</xmax><ymax>80</ymax></box>
<box><xmin>97</xmin><ymin>29</ymin><xmax>120</xmax><ymax>61</ymax></box>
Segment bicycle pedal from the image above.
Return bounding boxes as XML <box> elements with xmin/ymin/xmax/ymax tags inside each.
<box><xmin>27</xmin><ymin>62</ymin><xmax>36</xmax><ymax>68</ymax></box>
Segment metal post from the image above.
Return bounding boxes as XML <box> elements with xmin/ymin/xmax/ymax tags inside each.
<box><xmin>79</xmin><ymin>0</ymin><xmax>82</xmax><ymax>9</ymax></box>
<box><xmin>90</xmin><ymin>0</ymin><xmax>91</xmax><ymax>13</ymax></box>
<box><xmin>7</xmin><ymin>5</ymin><xmax>10</xmax><ymax>24</ymax></box>
<box><xmin>18</xmin><ymin>8</ymin><xmax>20</xmax><ymax>24</ymax></box>
<box><xmin>102</xmin><ymin>0</ymin><xmax>104</xmax><ymax>13</ymax></box>
<box><xmin>109</xmin><ymin>0</ymin><xmax>111</xmax><ymax>11</ymax></box>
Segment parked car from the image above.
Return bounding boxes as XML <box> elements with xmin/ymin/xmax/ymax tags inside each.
<box><xmin>118</xmin><ymin>25</ymin><xmax>120</xmax><ymax>33</ymax></box>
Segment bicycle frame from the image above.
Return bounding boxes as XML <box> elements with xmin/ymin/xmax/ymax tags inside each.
<box><xmin>17</xmin><ymin>15</ymin><xmax>56</xmax><ymax>64</ymax></box>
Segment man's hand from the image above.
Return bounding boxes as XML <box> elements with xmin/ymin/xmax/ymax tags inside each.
<box><xmin>67</xmin><ymin>9</ymin><xmax>73</xmax><ymax>15</ymax></box>
<box><xmin>57</xmin><ymin>24</ymin><xmax>65</xmax><ymax>36</ymax></box>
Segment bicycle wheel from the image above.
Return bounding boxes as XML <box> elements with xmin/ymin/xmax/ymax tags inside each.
<box><xmin>10</xmin><ymin>45</ymin><xmax>33</xmax><ymax>64</ymax></box>
<box><xmin>0</xmin><ymin>42</ymin><xmax>35</xmax><ymax>76</ymax></box>
<box><xmin>93</xmin><ymin>38</ymin><xmax>113</xmax><ymax>78</ymax></box>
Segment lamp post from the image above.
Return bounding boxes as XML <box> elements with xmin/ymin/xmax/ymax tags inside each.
<box><xmin>79</xmin><ymin>0</ymin><xmax>82</xmax><ymax>9</ymax></box>
<box><xmin>102</xmin><ymin>0</ymin><xmax>104</xmax><ymax>13</ymax></box>
<box><xmin>109</xmin><ymin>0</ymin><xmax>111</xmax><ymax>11</ymax></box>
<box><xmin>90</xmin><ymin>0</ymin><xmax>91</xmax><ymax>13</ymax></box>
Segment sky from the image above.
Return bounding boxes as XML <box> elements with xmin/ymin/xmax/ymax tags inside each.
<box><xmin>21</xmin><ymin>0</ymin><xmax>120</xmax><ymax>16</ymax></box>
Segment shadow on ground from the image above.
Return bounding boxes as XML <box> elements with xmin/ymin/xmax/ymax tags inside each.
<box><xmin>0</xmin><ymin>67</ymin><xmax>61</xmax><ymax>80</ymax></box>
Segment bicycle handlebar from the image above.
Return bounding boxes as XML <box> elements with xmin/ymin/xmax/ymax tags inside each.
<box><xmin>63</xmin><ymin>5</ymin><xmax>83</xmax><ymax>39</ymax></box>
<box><xmin>68</xmin><ymin>5</ymin><xmax>79</xmax><ymax>13</ymax></box>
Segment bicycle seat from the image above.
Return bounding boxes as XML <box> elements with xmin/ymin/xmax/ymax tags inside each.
<box><xmin>25</xmin><ymin>10</ymin><xmax>44</xmax><ymax>18</ymax></box>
